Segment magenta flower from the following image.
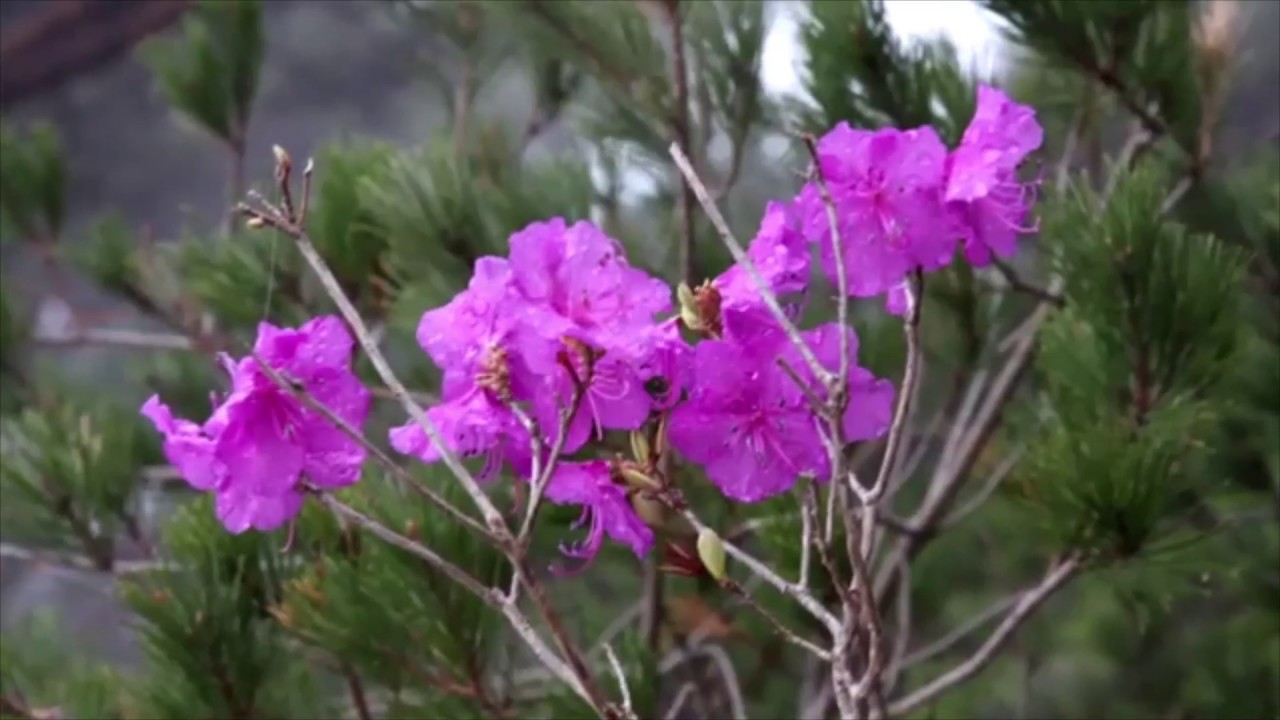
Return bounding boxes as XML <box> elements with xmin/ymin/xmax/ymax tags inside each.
<box><xmin>414</xmin><ymin>257</ymin><xmax>542</xmax><ymax>401</ymax></box>
<box><xmin>945</xmin><ymin>84</ymin><xmax>1044</xmax><ymax>265</ymax></box>
<box><xmin>507</xmin><ymin>218</ymin><xmax>670</xmax><ymax>345</ymax></box>
<box><xmin>141</xmin><ymin>316</ymin><xmax>371</xmax><ymax>533</ymax></box>
<box><xmin>393</xmin><ymin>256</ymin><xmax>544</xmax><ymax>476</ymax></box>
<box><xmin>668</xmin><ymin>322</ymin><xmax>894</xmax><ymax>503</ymax></box>
<box><xmin>781</xmin><ymin>323</ymin><xmax>896</xmax><ymax>449</ymax></box>
<box><xmin>667</xmin><ymin>339</ymin><xmax>827</xmax><ymax>502</ymax></box>
<box><xmin>543</xmin><ymin>460</ymin><xmax>654</xmax><ymax>573</ymax></box>
<box><xmin>530</xmin><ymin>335</ymin><xmax>653</xmax><ymax>454</ymax></box>
<box><xmin>798</xmin><ymin>124</ymin><xmax>956</xmax><ymax>299</ymax></box>
<box><xmin>714</xmin><ymin>201</ymin><xmax>810</xmax><ymax>304</ymax></box>
<box><xmin>630</xmin><ymin>318</ymin><xmax>693</xmax><ymax>411</ymax></box>
<box><xmin>501</xmin><ymin>218</ymin><xmax>673</xmax><ymax>448</ymax></box>
<box><xmin>388</xmin><ymin>389</ymin><xmax>533</xmax><ymax>481</ymax></box>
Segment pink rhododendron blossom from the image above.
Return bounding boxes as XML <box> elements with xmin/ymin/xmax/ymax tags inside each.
<box><xmin>391</xmin><ymin>256</ymin><xmax>542</xmax><ymax>474</ymax></box>
<box><xmin>163</xmin><ymin>83</ymin><xmax>1047</xmax><ymax>584</ymax></box>
<box><xmin>141</xmin><ymin>316</ymin><xmax>370</xmax><ymax>533</ymax></box>
<box><xmin>782</xmin><ymin>323</ymin><xmax>896</xmax><ymax>450</ymax></box>
<box><xmin>714</xmin><ymin>201</ymin><xmax>810</xmax><ymax>304</ymax></box>
<box><xmin>631</xmin><ymin>319</ymin><xmax>693</xmax><ymax>411</ymax></box>
<box><xmin>945</xmin><ymin>85</ymin><xmax>1044</xmax><ymax>265</ymax></box>
<box><xmin>543</xmin><ymin>460</ymin><xmax>654</xmax><ymax>573</ymax></box>
<box><xmin>668</xmin><ymin>322</ymin><xmax>894</xmax><ymax>503</ymax></box>
<box><xmin>797</xmin><ymin>124</ymin><xmax>957</xmax><ymax>299</ymax></box>
<box><xmin>507</xmin><ymin>218</ymin><xmax>670</xmax><ymax>344</ymax></box>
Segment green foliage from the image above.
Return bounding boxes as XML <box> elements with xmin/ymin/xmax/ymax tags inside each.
<box><xmin>798</xmin><ymin>0</ymin><xmax>979</xmax><ymax>142</ymax></box>
<box><xmin>169</xmin><ymin>231</ymin><xmax>311</xmax><ymax>332</ymax></box>
<box><xmin>1017</xmin><ymin>169</ymin><xmax>1246</xmax><ymax>558</ymax></box>
<box><xmin>0</xmin><ymin>122</ymin><xmax>66</xmax><ymax>243</ymax></box>
<box><xmin>0</xmin><ymin>394</ymin><xmax>157</xmax><ymax>562</ymax></box>
<box><xmin>275</xmin><ymin>474</ymin><xmax>508</xmax><ymax>714</ymax></box>
<box><xmin>361</xmin><ymin>135</ymin><xmax>596</xmax><ymax>317</ymax></box>
<box><xmin>0</xmin><ymin>289</ymin><xmax>26</xmax><ymax>414</ymax></box>
<box><xmin>306</xmin><ymin>142</ymin><xmax>398</xmax><ymax>316</ymax></box>
<box><xmin>983</xmin><ymin>1</ymin><xmax>1201</xmax><ymax>151</ymax></box>
<box><xmin>513</xmin><ymin>0</ymin><xmax>672</xmax><ymax>162</ymax></box>
<box><xmin>122</xmin><ymin>498</ymin><xmax>326</xmax><ymax>719</ymax></box>
<box><xmin>1045</xmin><ymin>167</ymin><xmax>1245</xmax><ymax>408</ymax></box>
<box><xmin>70</xmin><ymin>214</ymin><xmax>152</xmax><ymax>305</ymax></box>
<box><xmin>0</xmin><ymin>612</ymin><xmax>127</xmax><ymax>719</ymax></box>
<box><xmin>3</xmin><ymin>2</ymin><xmax>1278</xmax><ymax>719</ymax></box>
<box><xmin>138</xmin><ymin>0</ymin><xmax>264</xmax><ymax>146</ymax></box>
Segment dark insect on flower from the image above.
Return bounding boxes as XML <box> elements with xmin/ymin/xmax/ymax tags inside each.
<box><xmin>644</xmin><ymin>375</ymin><xmax>670</xmax><ymax>398</ymax></box>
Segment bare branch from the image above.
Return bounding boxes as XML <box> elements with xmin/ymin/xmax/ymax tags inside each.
<box><xmin>900</xmin><ymin>594</ymin><xmax>1021</xmax><ymax>670</ymax></box>
<box><xmin>680</xmin><ymin>509</ymin><xmax>840</xmax><ymax>634</ymax></box>
<box><xmin>888</xmin><ymin>556</ymin><xmax>1082</xmax><ymax>716</ymax></box>
<box><xmin>664</xmin><ymin>682</ymin><xmax>698</xmax><ymax>720</ymax></box>
<box><xmin>603</xmin><ymin>644</ymin><xmax>636</xmax><ymax>720</ymax></box>
<box><xmin>721</xmin><ymin>578</ymin><xmax>833</xmax><ymax>660</ymax></box>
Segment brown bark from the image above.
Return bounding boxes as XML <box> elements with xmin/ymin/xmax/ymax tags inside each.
<box><xmin>1</xmin><ymin>0</ymin><xmax>190</xmax><ymax>109</ymax></box>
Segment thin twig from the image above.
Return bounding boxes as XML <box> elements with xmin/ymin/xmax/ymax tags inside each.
<box><xmin>864</xmin><ymin>272</ymin><xmax>924</xmax><ymax>505</ymax></box>
<box><xmin>989</xmin><ymin>258</ymin><xmax>1064</xmax><ymax>308</ymax></box>
<box><xmin>900</xmin><ymin>593</ymin><xmax>1021</xmax><ymax>670</ymax></box>
<box><xmin>665</xmin><ymin>0</ymin><xmax>698</xmax><ymax>288</ymax></box>
<box><xmin>313</xmin><ymin>491</ymin><xmax>587</xmax><ymax>703</ymax></box>
<box><xmin>31</xmin><ymin>326</ymin><xmax>194</xmax><ymax>350</ymax></box>
<box><xmin>603</xmin><ymin>645</ymin><xmax>636</xmax><ymax>720</ymax></box>
<box><xmin>888</xmin><ymin>556</ymin><xmax>1082</xmax><ymax>716</ymax></box>
<box><xmin>314</xmin><ymin>491</ymin><xmax>497</xmax><ymax>602</ymax></box>
<box><xmin>798</xmin><ymin>486</ymin><xmax>814</xmax><ymax>589</ymax></box>
<box><xmin>722</xmin><ymin>579</ymin><xmax>832</xmax><ymax>660</ymax></box>
<box><xmin>679</xmin><ymin>509</ymin><xmax>840</xmax><ymax>634</ymax></box>
<box><xmin>660</xmin><ymin>644</ymin><xmax>747</xmax><ymax>720</ymax></box>
<box><xmin>800</xmin><ymin>134</ymin><xmax>852</xmax><ymax>392</ymax></box>
<box><xmin>341</xmin><ymin>662</ymin><xmax>373</xmax><ymax>720</ymax></box>
<box><xmin>515</xmin><ymin>383</ymin><xmax>585</xmax><ymax>546</ymax></box>
<box><xmin>0</xmin><ymin>541</ymin><xmax>172</xmax><ymax>575</ymax></box>
<box><xmin>663</xmin><ymin>682</ymin><xmax>697</xmax><ymax>720</ymax></box>
<box><xmin>938</xmin><ymin>444</ymin><xmax>1026</xmax><ymax>531</ymax></box>
<box><xmin>881</xmin><ymin>555</ymin><xmax>912</xmax><ymax>697</ymax></box>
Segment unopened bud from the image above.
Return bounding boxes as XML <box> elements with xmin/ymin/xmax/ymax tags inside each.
<box><xmin>619</xmin><ymin>464</ymin><xmax>662</xmax><ymax>493</ymax></box>
<box><xmin>272</xmin><ymin>144</ymin><xmax>292</xmax><ymax>170</ymax></box>
<box><xmin>630</xmin><ymin>430</ymin><xmax>651</xmax><ymax>464</ymax></box>
<box><xmin>631</xmin><ymin>491</ymin><xmax>667</xmax><ymax>529</ymax></box>
<box><xmin>677</xmin><ymin>282</ymin><xmax>702</xmax><ymax>331</ymax></box>
<box><xmin>246</xmin><ymin>216</ymin><xmax>267</xmax><ymax>229</ymax></box>
<box><xmin>696</xmin><ymin>527</ymin><xmax>727</xmax><ymax>582</ymax></box>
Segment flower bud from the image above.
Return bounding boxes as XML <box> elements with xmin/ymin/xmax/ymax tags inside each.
<box><xmin>630</xmin><ymin>429</ymin><xmax>651</xmax><ymax>464</ymax></box>
<box><xmin>677</xmin><ymin>282</ymin><xmax>702</xmax><ymax>331</ymax></box>
<box><xmin>696</xmin><ymin>527</ymin><xmax>727</xmax><ymax>582</ymax></box>
<box><xmin>272</xmin><ymin>144</ymin><xmax>292</xmax><ymax>171</ymax></box>
<box><xmin>618</xmin><ymin>464</ymin><xmax>662</xmax><ymax>493</ymax></box>
<box><xmin>631</xmin><ymin>491</ymin><xmax>667</xmax><ymax>530</ymax></box>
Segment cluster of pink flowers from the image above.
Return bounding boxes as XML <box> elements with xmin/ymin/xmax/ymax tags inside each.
<box><xmin>142</xmin><ymin>85</ymin><xmax>1041</xmax><ymax>568</ymax></box>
